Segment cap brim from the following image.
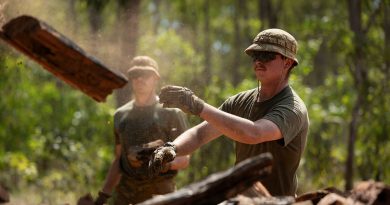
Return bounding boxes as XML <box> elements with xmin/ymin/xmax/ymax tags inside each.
<box><xmin>127</xmin><ymin>66</ymin><xmax>160</xmax><ymax>78</ymax></box>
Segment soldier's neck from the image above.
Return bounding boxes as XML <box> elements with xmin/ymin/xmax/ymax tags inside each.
<box><xmin>259</xmin><ymin>81</ymin><xmax>288</xmax><ymax>102</ymax></box>
<box><xmin>134</xmin><ymin>93</ymin><xmax>158</xmax><ymax>107</ymax></box>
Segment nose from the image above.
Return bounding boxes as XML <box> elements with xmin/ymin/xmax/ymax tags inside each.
<box><xmin>253</xmin><ymin>59</ymin><xmax>264</xmax><ymax>66</ymax></box>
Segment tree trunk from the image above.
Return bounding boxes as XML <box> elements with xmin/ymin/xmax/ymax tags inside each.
<box><xmin>231</xmin><ymin>0</ymin><xmax>241</xmax><ymax>86</ymax></box>
<box><xmin>346</xmin><ymin>0</ymin><xmax>368</xmax><ymax>191</ymax></box>
<box><xmin>384</xmin><ymin>0</ymin><xmax>390</xmax><ymax>75</ymax></box>
<box><xmin>203</xmin><ymin>0</ymin><xmax>211</xmax><ymax>85</ymax></box>
<box><xmin>115</xmin><ymin>0</ymin><xmax>141</xmax><ymax>107</ymax></box>
<box><xmin>258</xmin><ymin>0</ymin><xmax>278</xmax><ymax>30</ymax></box>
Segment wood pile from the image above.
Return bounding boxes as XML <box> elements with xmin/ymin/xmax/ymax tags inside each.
<box><xmin>139</xmin><ymin>152</ymin><xmax>389</xmax><ymax>205</ymax></box>
<box><xmin>0</xmin><ymin>15</ymin><xmax>128</xmax><ymax>102</ymax></box>
<box><xmin>294</xmin><ymin>181</ymin><xmax>390</xmax><ymax>205</ymax></box>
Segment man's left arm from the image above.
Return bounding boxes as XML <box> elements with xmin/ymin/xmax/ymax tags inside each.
<box><xmin>200</xmin><ymin>103</ymin><xmax>282</xmax><ymax>144</ymax></box>
<box><xmin>159</xmin><ymin>85</ymin><xmax>282</xmax><ymax>144</ymax></box>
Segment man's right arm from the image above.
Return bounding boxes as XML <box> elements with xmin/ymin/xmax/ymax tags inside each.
<box><xmin>93</xmin><ymin>143</ymin><xmax>122</xmax><ymax>205</ymax></box>
<box><xmin>100</xmin><ymin>144</ymin><xmax>122</xmax><ymax>194</ymax></box>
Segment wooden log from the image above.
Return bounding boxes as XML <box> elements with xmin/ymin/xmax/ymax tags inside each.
<box><xmin>347</xmin><ymin>180</ymin><xmax>390</xmax><ymax>205</ymax></box>
<box><xmin>138</xmin><ymin>153</ymin><xmax>273</xmax><ymax>205</ymax></box>
<box><xmin>0</xmin><ymin>15</ymin><xmax>128</xmax><ymax>102</ymax></box>
<box><xmin>295</xmin><ymin>187</ymin><xmax>345</xmax><ymax>204</ymax></box>
<box><xmin>221</xmin><ymin>194</ymin><xmax>295</xmax><ymax>205</ymax></box>
<box><xmin>0</xmin><ymin>185</ymin><xmax>9</xmax><ymax>203</ymax></box>
<box><xmin>317</xmin><ymin>193</ymin><xmax>347</xmax><ymax>205</ymax></box>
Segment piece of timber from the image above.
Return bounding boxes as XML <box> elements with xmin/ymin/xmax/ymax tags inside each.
<box><xmin>139</xmin><ymin>152</ymin><xmax>273</xmax><ymax>205</ymax></box>
<box><xmin>347</xmin><ymin>180</ymin><xmax>390</xmax><ymax>205</ymax></box>
<box><xmin>0</xmin><ymin>15</ymin><xmax>128</xmax><ymax>102</ymax></box>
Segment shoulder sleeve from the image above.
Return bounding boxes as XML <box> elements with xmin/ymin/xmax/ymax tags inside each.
<box><xmin>113</xmin><ymin>111</ymin><xmax>121</xmax><ymax>145</ymax></box>
<box><xmin>263</xmin><ymin>100</ymin><xmax>308</xmax><ymax>146</ymax></box>
<box><xmin>114</xmin><ymin>127</ymin><xmax>120</xmax><ymax>145</ymax></box>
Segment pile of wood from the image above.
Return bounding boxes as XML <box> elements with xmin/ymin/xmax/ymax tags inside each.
<box><xmin>294</xmin><ymin>181</ymin><xmax>390</xmax><ymax>205</ymax></box>
<box><xmin>138</xmin><ymin>152</ymin><xmax>390</xmax><ymax>205</ymax></box>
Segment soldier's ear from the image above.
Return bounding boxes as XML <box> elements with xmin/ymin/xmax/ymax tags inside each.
<box><xmin>284</xmin><ymin>58</ymin><xmax>294</xmax><ymax>69</ymax></box>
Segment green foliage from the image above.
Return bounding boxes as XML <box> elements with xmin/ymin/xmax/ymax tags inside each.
<box><xmin>0</xmin><ymin>48</ymin><xmax>115</xmax><ymax>202</ymax></box>
<box><xmin>1</xmin><ymin>0</ymin><xmax>389</xmax><ymax>203</ymax></box>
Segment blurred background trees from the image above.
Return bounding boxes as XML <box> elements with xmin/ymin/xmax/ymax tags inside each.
<box><xmin>0</xmin><ymin>0</ymin><xmax>388</xmax><ymax>204</ymax></box>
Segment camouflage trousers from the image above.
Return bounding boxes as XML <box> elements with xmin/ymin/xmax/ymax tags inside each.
<box><xmin>113</xmin><ymin>174</ymin><xmax>175</xmax><ymax>205</ymax></box>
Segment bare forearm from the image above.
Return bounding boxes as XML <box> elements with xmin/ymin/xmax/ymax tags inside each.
<box><xmin>173</xmin><ymin>121</ymin><xmax>221</xmax><ymax>156</ymax></box>
<box><xmin>101</xmin><ymin>158</ymin><xmax>121</xmax><ymax>194</ymax></box>
<box><xmin>199</xmin><ymin>103</ymin><xmax>263</xmax><ymax>144</ymax></box>
<box><xmin>169</xmin><ymin>155</ymin><xmax>190</xmax><ymax>170</ymax></box>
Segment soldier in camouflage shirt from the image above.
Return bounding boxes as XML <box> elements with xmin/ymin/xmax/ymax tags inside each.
<box><xmin>95</xmin><ymin>56</ymin><xmax>190</xmax><ymax>205</ymax></box>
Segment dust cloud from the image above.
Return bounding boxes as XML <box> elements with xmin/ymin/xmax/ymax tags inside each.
<box><xmin>1</xmin><ymin>0</ymin><xmax>129</xmax><ymax>74</ymax></box>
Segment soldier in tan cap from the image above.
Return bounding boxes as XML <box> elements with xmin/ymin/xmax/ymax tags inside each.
<box><xmin>95</xmin><ymin>56</ymin><xmax>190</xmax><ymax>205</ymax></box>
<box><xmin>150</xmin><ymin>29</ymin><xmax>309</xmax><ymax>197</ymax></box>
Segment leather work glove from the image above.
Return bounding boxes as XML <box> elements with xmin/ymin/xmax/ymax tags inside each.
<box><xmin>159</xmin><ymin>85</ymin><xmax>205</xmax><ymax>115</ymax></box>
<box><xmin>127</xmin><ymin>140</ymin><xmax>164</xmax><ymax>168</ymax></box>
<box><xmin>94</xmin><ymin>191</ymin><xmax>111</xmax><ymax>205</ymax></box>
<box><xmin>148</xmin><ymin>142</ymin><xmax>177</xmax><ymax>178</ymax></box>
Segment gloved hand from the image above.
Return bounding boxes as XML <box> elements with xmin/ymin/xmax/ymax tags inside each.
<box><xmin>159</xmin><ymin>85</ymin><xmax>205</xmax><ymax>115</ymax></box>
<box><xmin>127</xmin><ymin>140</ymin><xmax>164</xmax><ymax>168</ymax></box>
<box><xmin>148</xmin><ymin>142</ymin><xmax>176</xmax><ymax>178</ymax></box>
<box><xmin>94</xmin><ymin>191</ymin><xmax>111</xmax><ymax>205</ymax></box>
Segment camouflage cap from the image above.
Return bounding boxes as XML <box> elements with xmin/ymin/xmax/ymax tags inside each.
<box><xmin>127</xmin><ymin>56</ymin><xmax>160</xmax><ymax>78</ymax></box>
<box><xmin>245</xmin><ymin>28</ymin><xmax>299</xmax><ymax>65</ymax></box>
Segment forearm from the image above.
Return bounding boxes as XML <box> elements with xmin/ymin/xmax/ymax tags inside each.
<box><xmin>199</xmin><ymin>103</ymin><xmax>263</xmax><ymax>144</ymax></box>
<box><xmin>101</xmin><ymin>158</ymin><xmax>122</xmax><ymax>194</ymax></box>
<box><xmin>173</xmin><ymin>121</ymin><xmax>221</xmax><ymax>156</ymax></box>
<box><xmin>169</xmin><ymin>155</ymin><xmax>190</xmax><ymax>170</ymax></box>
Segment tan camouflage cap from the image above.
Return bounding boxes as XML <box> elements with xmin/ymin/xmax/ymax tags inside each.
<box><xmin>127</xmin><ymin>56</ymin><xmax>160</xmax><ymax>78</ymax></box>
<box><xmin>245</xmin><ymin>28</ymin><xmax>299</xmax><ymax>65</ymax></box>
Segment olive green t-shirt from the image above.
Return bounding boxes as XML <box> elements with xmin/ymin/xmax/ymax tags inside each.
<box><xmin>220</xmin><ymin>86</ymin><xmax>309</xmax><ymax>196</ymax></box>
<box><xmin>113</xmin><ymin>100</ymin><xmax>189</xmax><ymax>180</ymax></box>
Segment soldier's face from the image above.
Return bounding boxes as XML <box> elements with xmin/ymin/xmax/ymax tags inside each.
<box><xmin>252</xmin><ymin>53</ymin><xmax>290</xmax><ymax>83</ymax></box>
<box><xmin>131</xmin><ymin>71</ymin><xmax>159</xmax><ymax>94</ymax></box>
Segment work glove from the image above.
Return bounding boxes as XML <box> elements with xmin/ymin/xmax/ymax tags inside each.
<box><xmin>94</xmin><ymin>191</ymin><xmax>111</xmax><ymax>205</ymax></box>
<box><xmin>148</xmin><ymin>142</ymin><xmax>177</xmax><ymax>178</ymax></box>
<box><xmin>77</xmin><ymin>193</ymin><xmax>94</xmax><ymax>205</ymax></box>
<box><xmin>159</xmin><ymin>85</ymin><xmax>205</xmax><ymax>115</ymax></box>
<box><xmin>127</xmin><ymin>140</ymin><xmax>164</xmax><ymax>168</ymax></box>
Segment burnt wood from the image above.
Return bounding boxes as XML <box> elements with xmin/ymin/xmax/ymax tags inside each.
<box><xmin>0</xmin><ymin>15</ymin><xmax>128</xmax><ymax>102</ymax></box>
<box><xmin>139</xmin><ymin>153</ymin><xmax>273</xmax><ymax>205</ymax></box>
